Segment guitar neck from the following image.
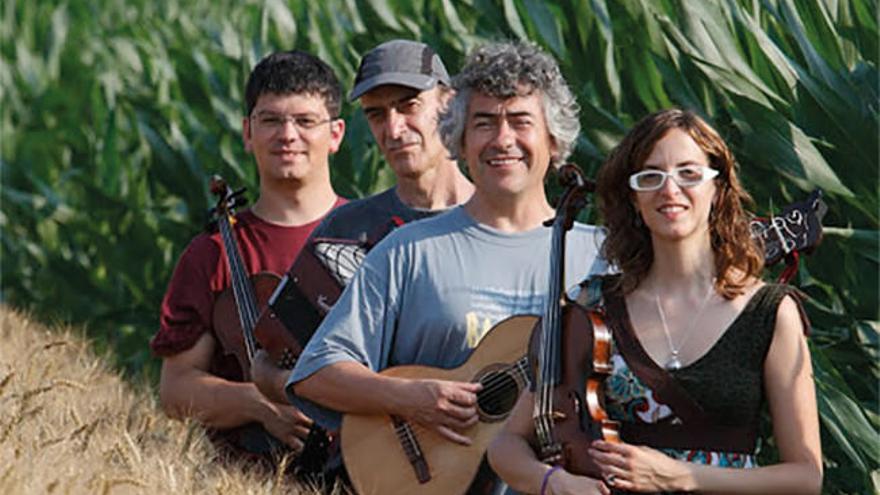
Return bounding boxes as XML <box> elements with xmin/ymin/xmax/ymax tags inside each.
<box><xmin>217</xmin><ymin>214</ymin><xmax>261</xmax><ymax>363</ymax></box>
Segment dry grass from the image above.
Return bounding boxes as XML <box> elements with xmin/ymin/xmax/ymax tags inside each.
<box><xmin>0</xmin><ymin>306</ymin><xmax>330</xmax><ymax>494</ymax></box>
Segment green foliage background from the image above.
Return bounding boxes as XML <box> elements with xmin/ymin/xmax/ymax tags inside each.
<box><xmin>2</xmin><ymin>0</ymin><xmax>877</xmax><ymax>492</ymax></box>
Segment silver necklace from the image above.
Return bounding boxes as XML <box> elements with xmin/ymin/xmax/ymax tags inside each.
<box><xmin>653</xmin><ymin>281</ymin><xmax>715</xmax><ymax>370</ymax></box>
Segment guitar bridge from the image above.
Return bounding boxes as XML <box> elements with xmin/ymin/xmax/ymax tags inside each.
<box><xmin>391</xmin><ymin>416</ymin><xmax>431</xmax><ymax>484</ymax></box>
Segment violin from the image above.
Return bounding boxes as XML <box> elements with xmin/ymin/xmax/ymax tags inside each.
<box><xmin>529</xmin><ymin>164</ymin><xmax>620</xmax><ymax>478</ymax></box>
<box><xmin>208</xmin><ymin>175</ymin><xmax>330</xmax><ymax>476</ymax></box>
<box><xmin>209</xmin><ymin>176</ymin><xmax>301</xmax><ymax>375</ymax></box>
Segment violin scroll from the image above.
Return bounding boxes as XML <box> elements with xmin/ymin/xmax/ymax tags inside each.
<box><xmin>210</xmin><ymin>175</ymin><xmax>249</xmax><ymax>220</ymax></box>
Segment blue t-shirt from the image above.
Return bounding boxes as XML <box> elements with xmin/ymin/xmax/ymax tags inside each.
<box><xmin>288</xmin><ymin>206</ymin><xmax>607</xmax><ymax>428</ymax></box>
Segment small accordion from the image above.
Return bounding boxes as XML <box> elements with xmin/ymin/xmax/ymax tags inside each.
<box><xmin>268</xmin><ymin>237</ymin><xmax>368</xmax><ymax>348</ymax></box>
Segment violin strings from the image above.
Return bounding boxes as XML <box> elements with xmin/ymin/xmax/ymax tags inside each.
<box><xmin>534</xmin><ymin>225</ymin><xmax>565</xmax><ymax>446</ymax></box>
<box><xmin>218</xmin><ymin>215</ymin><xmax>260</xmax><ymax>360</ymax></box>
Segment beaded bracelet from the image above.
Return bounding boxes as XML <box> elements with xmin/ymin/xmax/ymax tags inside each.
<box><xmin>540</xmin><ymin>465</ymin><xmax>562</xmax><ymax>495</ymax></box>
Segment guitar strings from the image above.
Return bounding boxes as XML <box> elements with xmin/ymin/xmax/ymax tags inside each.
<box><xmin>473</xmin><ymin>357</ymin><xmax>530</xmax><ymax>405</ymax></box>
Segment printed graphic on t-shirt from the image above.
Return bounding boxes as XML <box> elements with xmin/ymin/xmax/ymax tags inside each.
<box><xmin>463</xmin><ymin>287</ymin><xmax>545</xmax><ymax>348</ymax></box>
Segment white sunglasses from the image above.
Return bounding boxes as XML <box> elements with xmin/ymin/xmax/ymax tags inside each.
<box><xmin>629</xmin><ymin>165</ymin><xmax>719</xmax><ymax>192</ymax></box>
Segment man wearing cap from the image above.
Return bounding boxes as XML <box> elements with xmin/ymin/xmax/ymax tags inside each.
<box><xmin>251</xmin><ymin>39</ymin><xmax>472</xmax><ymax>400</ymax></box>
<box><xmin>307</xmin><ymin>39</ymin><xmax>474</xmax><ymax>250</ymax></box>
<box><xmin>285</xmin><ymin>41</ymin><xmax>607</xmax><ymax>492</ymax></box>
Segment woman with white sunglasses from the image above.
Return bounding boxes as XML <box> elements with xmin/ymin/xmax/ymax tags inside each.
<box><xmin>488</xmin><ymin>109</ymin><xmax>822</xmax><ymax>494</ymax></box>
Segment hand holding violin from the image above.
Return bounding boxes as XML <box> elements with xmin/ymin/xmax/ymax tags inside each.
<box><xmin>250</xmin><ymin>349</ymin><xmax>292</xmax><ymax>404</ymax></box>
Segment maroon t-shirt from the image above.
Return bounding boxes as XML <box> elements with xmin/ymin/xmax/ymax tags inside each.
<box><xmin>150</xmin><ymin>201</ymin><xmax>345</xmax><ymax>381</ymax></box>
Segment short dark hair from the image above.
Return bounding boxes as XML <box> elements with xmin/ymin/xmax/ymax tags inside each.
<box><xmin>244</xmin><ymin>50</ymin><xmax>342</xmax><ymax>117</ymax></box>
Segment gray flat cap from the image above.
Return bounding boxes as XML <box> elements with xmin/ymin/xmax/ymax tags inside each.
<box><xmin>349</xmin><ymin>39</ymin><xmax>450</xmax><ymax>101</ymax></box>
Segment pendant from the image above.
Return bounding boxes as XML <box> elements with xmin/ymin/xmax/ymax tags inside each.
<box><xmin>665</xmin><ymin>355</ymin><xmax>683</xmax><ymax>370</ymax></box>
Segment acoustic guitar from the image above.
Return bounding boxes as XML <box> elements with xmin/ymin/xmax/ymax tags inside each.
<box><xmin>340</xmin><ymin>314</ymin><xmax>537</xmax><ymax>495</ymax></box>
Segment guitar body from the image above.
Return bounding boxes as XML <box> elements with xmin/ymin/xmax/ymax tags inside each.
<box><xmin>341</xmin><ymin>314</ymin><xmax>538</xmax><ymax>495</ymax></box>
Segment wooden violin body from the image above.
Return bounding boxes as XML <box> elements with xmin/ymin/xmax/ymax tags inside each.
<box><xmin>212</xmin><ymin>272</ymin><xmax>304</xmax><ymax>374</ymax></box>
<box><xmin>528</xmin><ymin>302</ymin><xmax>619</xmax><ymax>477</ymax></box>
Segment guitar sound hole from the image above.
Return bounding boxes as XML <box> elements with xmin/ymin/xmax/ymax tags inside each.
<box><xmin>477</xmin><ymin>371</ymin><xmax>519</xmax><ymax>422</ymax></box>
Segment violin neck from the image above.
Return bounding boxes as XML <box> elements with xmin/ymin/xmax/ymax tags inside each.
<box><xmin>532</xmin><ymin>217</ymin><xmax>567</xmax><ymax>451</ymax></box>
<box><xmin>538</xmin><ymin>220</ymin><xmax>567</xmax><ymax>387</ymax></box>
<box><xmin>217</xmin><ymin>213</ymin><xmax>261</xmax><ymax>363</ymax></box>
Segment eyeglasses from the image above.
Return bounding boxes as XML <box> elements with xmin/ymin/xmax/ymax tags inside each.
<box><xmin>628</xmin><ymin>165</ymin><xmax>719</xmax><ymax>192</ymax></box>
<box><xmin>250</xmin><ymin>112</ymin><xmax>334</xmax><ymax>133</ymax></box>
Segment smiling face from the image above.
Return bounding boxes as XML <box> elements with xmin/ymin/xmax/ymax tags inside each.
<box><xmin>461</xmin><ymin>90</ymin><xmax>556</xmax><ymax>201</ymax></box>
<box><xmin>634</xmin><ymin>128</ymin><xmax>718</xmax><ymax>244</ymax></box>
<box><xmin>242</xmin><ymin>91</ymin><xmax>344</xmax><ymax>185</ymax></box>
<box><xmin>359</xmin><ymin>85</ymin><xmax>450</xmax><ymax>180</ymax></box>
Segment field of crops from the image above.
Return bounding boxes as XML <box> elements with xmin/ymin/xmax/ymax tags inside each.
<box><xmin>2</xmin><ymin>0</ymin><xmax>877</xmax><ymax>492</ymax></box>
<box><xmin>0</xmin><ymin>307</ymin><xmax>340</xmax><ymax>494</ymax></box>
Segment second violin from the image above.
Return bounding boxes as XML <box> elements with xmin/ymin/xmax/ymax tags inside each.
<box><xmin>528</xmin><ymin>165</ymin><xmax>620</xmax><ymax>478</ymax></box>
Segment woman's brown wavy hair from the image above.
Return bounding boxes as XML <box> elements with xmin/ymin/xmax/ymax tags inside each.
<box><xmin>596</xmin><ymin>109</ymin><xmax>763</xmax><ymax>299</ymax></box>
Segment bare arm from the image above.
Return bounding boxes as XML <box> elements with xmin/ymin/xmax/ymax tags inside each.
<box><xmin>488</xmin><ymin>390</ymin><xmax>609</xmax><ymax>495</ymax></box>
<box><xmin>158</xmin><ymin>332</ymin><xmax>312</xmax><ymax>449</ymax></box>
<box><xmin>591</xmin><ymin>295</ymin><xmax>823</xmax><ymax>494</ymax></box>
<box><xmin>293</xmin><ymin>360</ymin><xmax>482</xmax><ymax>445</ymax></box>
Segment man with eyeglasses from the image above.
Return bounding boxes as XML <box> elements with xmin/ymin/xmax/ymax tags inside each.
<box><xmin>150</xmin><ymin>50</ymin><xmax>346</xmax><ymax>467</ymax></box>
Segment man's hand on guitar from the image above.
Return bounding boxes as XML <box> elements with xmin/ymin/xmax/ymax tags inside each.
<box><xmin>398</xmin><ymin>379</ymin><xmax>483</xmax><ymax>446</ymax></box>
<box><xmin>258</xmin><ymin>400</ymin><xmax>314</xmax><ymax>452</ymax></box>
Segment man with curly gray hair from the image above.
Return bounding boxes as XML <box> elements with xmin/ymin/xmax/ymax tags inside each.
<box><xmin>289</xmin><ymin>40</ymin><xmax>606</xmax><ymax>494</ymax></box>
<box><xmin>440</xmin><ymin>41</ymin><xmax>581</xmax><ymax>169</ymax></box>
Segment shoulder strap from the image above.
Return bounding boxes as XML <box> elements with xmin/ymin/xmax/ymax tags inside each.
<box><xmin>576</xmin><ymin>276</ymin><xmax>755</xmax><ymax>452</ymax></box>
<box><xmin>601</xmin><ymin>283</ymin><xmax>708</xmax><ymax>424</ymax></box>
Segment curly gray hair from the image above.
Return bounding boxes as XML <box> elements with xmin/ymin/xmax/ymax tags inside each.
<box><xmin>439</xmin><ymin>41</ymin><xmax>580</xmax><ymax>167</ymax></box>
